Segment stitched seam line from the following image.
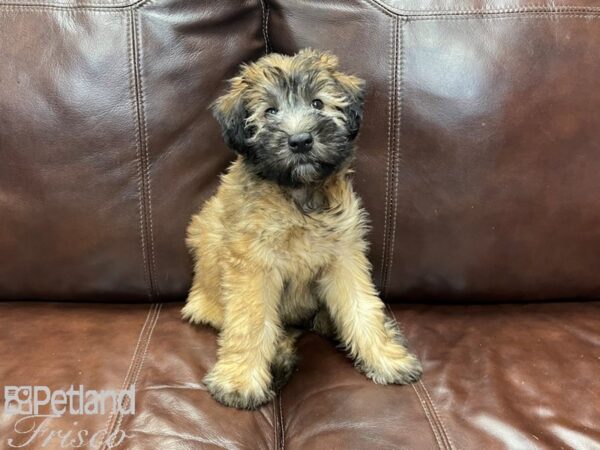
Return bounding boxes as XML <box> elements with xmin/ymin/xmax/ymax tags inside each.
<box><xmin>134</xmin><ymin>8</ymin><xmax>159</xmax><ymax>299</ymax></box>
<box><xmin>126</xmin><ymin>7</ymin><xmax>151</xmax><ymax>300</ymax></box>
<box><xmin>99</xmin><ymin>303</ymin><xmax>157</xmax><ymax>450</ymax></box>
<box><xmin>259</xmin><ymin>0</ymin><xmax>271</xmax><ymax>54</ymax></box>
<box><xmin>383</xmin><ymin>15</ymin><xmax>400</xmax><ymax>299</ymax></box>
<box><xmin>130</xmin><ymin>8</ymin><xmax>158</xmax><ymax>300</ymax></box>
<box><xmin>411</xmin><ymin>12</ymin><xmax>600</xmax><ymax>20</ymax></box>
<box><xmin>388</xmin><ymin>308</ymin><xmax>444</xmax><ymax>449</ymax></box>
<box><xmin>389</xmin><ymin>309</ymin><xmax>453</xmax><ymax>450</ymax></box>
<box><xmin>415</xmin><ymin>382</ymin><xmax>453</xmax><ymax>450</ymax></box>
<box><xmin>384</xmin><ymin>18</ymin><xmax>404</xmax><ymax>299</ymax></box>
<box><xmin>259</xmin><ymin>0</ymin><xmax>267</xmax><ymax>53</ymax></box>
<box><xmin>265</xmin><ymin>0</ymin><xmax>271</xmax><ymax>53</ymax></box>
<box><xmin>412</xmin><ymin>384</ymin><xmax>445</xmax><ymax>449</ymax></box>
<box><xmin>278</xmin><ymin>394</ymin><xmax>285</xmax><ymax>449</ymax></box>
<box><xmin>420</xmin><ymin>380</ymin><xmax>455</xmax><ymax>450</ymax></box>
<box><xmin>0</xmin><ymin>0</ymin><xmax>150</xmax><ymax>10</ymax></box>
<box><xmin>0</xmin><ymin>0</ymin><xmax>132</xmax><ymax>4</ymax></box>
<box><xmin>379</xmin><ymin>15</ymin><xmax>397</xmax><ymax>292</ymax></box>
<box><xmin>363</xmin><ymin>0</ymin><xmax>600</xmax><ymax>16</ymax></box>
<box><xmin>110</xmin><ymin>304</ymin><xmax>160</xmax><ymax>444</ymax></box>
<box><xmin>271</xmin><ymin>397</ymin><xmax>278</xmax><ymax>449</ymax></box>
<box><xmin>378</xmin><ymin>14</ymin><xmax>394</xmax><ymax>289</ymax></box>
<box><xmin>107</xmin><ymin>303</ymin><xmax>162</xmax><ymax>447</ymax></box>
<box><xmin>381</xmin><ymin>16</ymin><xmax>399</xmax><ymax>299</ymax></box>
<box><xmin>0</xmin><ymin>5</ymin><xmax>123</xmax><ymax>10</ymax></box>
<box><xmin>8</xmin><ymin>0</ymin><xmax>598</xmax><ymax>13</ymax></box>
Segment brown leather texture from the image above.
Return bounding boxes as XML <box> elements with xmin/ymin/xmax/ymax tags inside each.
<box><xmin>2</xmin><ymin>3</ymin><xmax>600</xmax><ymax>449</ymax></box>
<box><xmin>2</xmin><ymin>0</ymin><xmax>600</xmax><ymax>303</ymax></box>
<box><xmin>0</xmin><ymin>0</ymin><xmax>264</xmax><ymax>302</ymax></box>
<box><xmin>1</xmin><ymin>301</ymin><xmax>598</xmax><ymax>449</ymax></box>
<box><xmin>269</xmin><ymin>0</ymin><xmax>600</xmax><ymax>302</ymax></box>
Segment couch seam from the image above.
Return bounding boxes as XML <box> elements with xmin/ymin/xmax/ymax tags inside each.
<box><xmin>379</xmin><ymin>14</ymin><xmax>397</xmax><ymax>293</ymax></box>
<box><xmin>0</xmin><ymin>0</ymin><xmax>150</xmax><ymax>10</ymax></box>
<box><xmin>1</xmin><ymin>4</ymin><xmax>597</xmax><ymax>18</ymax></box>
<box><xmin>99</xmin><ymin>303</ymin><xmax>157</xmax><ymax>450</ymax></box>
<box><xmin>410</xmin><ymin>12</ymin><xmax>600</xmax><ymax>20</ymax></box>
<box><xmin>134</xmin><ymin>7</ymin><xmax>160</xmax><ymax>299</ymax></box>
<box><xmin>0</xmin><ymin>0</ymin><xmax>131</xmax><ymax>5</ymax></box>
<box><xmin>271</xmin><ymin>397</ymin><xmax>278</xmax><ymax>449</ymax></box>
<box><xmin>108</xmin><ymin>303</ymin><xmax>162</xmax><ymax>447</ymax></box>
<box><xmin>383</xmin><ymin>18</ymin><xmax>404</xmax><ymax>299</ymax></box>
<box><xmin>411</xmin><ymin>384</ymin><xmax>445</xmax><ymax>449</ymax></box>
<box><xmin>0</xmin><ymin>5</ymin><xmax>118</xmax><ymax>10</ymax></box>
<box><xmin>363</xmin><ymin>0</ymin><xmax>600</xmax><ymax>16</ymax></box>
<box><xmin>420</xmin><ymin>380</ymin><xmax>455</xmax><ymax>450</ymax></box>
<box><xmin>259</xmin><ymin>0</ymin><xmax>271</xmax><ymax>54</ymax></box>
<box><xmin>278</xmin><ymin>393</ymin><xmax>285</xmax><ymax>449</ymax></box>
<box><xmin>265</xmin><ymin>0</ymin><xmax>271</xmax><ymax>53</ymax></box>
<box><xmin>362</xmin><ymin>0</ymin><xmax>395</xmax><ymax>18</ymax></box>
<box><xmin>384</xmin><ymin>15</ymin><xmax>399</xmax><ymax>299</ymax></box>
<box><xmin>388</xmin><ymin>307</ymin><xmax>449</xmax><ymax>450</ymax></box>
<box><xmin>125</xmin><ymin>6</ymin><xmax>151</xmax><ymax>300</ymax></box>
<box><xmin>378</xmin><ymin>13</ymin><xmax>393</xmax><ymax>288</ymax></box>
<box><xmin>129</xmin><ymin>7</ymin><xmax>158</xmax><ymax>300</ymax></box>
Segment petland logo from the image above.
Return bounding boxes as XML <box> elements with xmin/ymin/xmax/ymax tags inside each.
<box><xmin>4</xmin><ymin>385</ymin><xmax>135</xmax><ymax>448</ymax></box>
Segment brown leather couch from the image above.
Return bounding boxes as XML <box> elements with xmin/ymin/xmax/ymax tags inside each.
<box><xmin>1</xmin><ymin>1</ymin><xmax>599</xmax><ymax>449</ymax></box>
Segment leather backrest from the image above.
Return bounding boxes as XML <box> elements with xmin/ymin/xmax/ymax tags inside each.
<box><xmin>4</xmin><ymin>0</ymin><xmax>600</xmax><ymax>303</ymax></box>
<box><xmin>269</xmin><ymin>0</ymin><xmax>600</xmax><ymax>301</ymax></box>
<box><xmin>0</xmin><ymin>0</ymin><xmax>266</xmax><ymax>301</ymax></box>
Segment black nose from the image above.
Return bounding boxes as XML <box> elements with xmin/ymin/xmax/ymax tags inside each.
<box><xmin>288</xmin><ymin>133</ymin><xmax>314</xmax><ymax>153</ymax></box>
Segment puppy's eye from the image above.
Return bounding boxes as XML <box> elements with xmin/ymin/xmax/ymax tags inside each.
<box><xmin>265</xmin><ymin>107</ymin><xmax>278</xmax><ymax>116</ymax></box>
<box><xmin>311</xmin><ymin>99</ymin><xmax>324</xmax><ymax>110</ymax></box>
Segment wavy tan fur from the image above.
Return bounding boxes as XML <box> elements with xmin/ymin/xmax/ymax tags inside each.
<box><xmin>183</xmin><ymin>50</ymin><xmax>422</xmax><ymax>409</ymax></box>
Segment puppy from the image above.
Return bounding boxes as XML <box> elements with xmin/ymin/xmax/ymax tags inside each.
<box><xmin>183</xmin><ymin>49</ymin><xmax>422</xmax><ymax>409</ymax></box>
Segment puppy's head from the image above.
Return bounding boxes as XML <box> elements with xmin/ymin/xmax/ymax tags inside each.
<box><xmin>211</xmin><ymin>49</ymin><xmax>365</xmax><ymax>187</ymax></box>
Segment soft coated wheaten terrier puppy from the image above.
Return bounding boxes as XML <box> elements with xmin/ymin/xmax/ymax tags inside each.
<box><xmin>183</xmin><ymin>49</ymin><xmax>422</xmax><ymax>409</ymax></box>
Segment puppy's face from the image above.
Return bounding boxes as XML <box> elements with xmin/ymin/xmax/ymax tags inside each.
<box><xmin>212</xmin><ymin>49</ymin><xmax>365</xmax><ymax>187</ymax></box>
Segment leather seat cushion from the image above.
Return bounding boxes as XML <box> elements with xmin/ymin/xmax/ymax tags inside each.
<box><xmin>1</xmin><ymin>301</ymin><xmax>598</xmax><ymax>449</ymax></box>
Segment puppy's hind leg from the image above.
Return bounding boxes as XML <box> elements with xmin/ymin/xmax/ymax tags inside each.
<box><xmin>311</xmin><ymin>307</ymin><xmax>336</xmax><ymax>339</ymax></box>
<box><xmin>270</xmin><ymin>328</ymin><xmax>302</xmax><ymax>391</ymax></box>
<box><xmin>182</xmin><ymin>274</ymin><xmax>224</xmax><ymax>330</ymax></box>
<box><xmin>184</xmin><ymin>212</ymin><xmax>225</xmax><ymax>330</ymax></box>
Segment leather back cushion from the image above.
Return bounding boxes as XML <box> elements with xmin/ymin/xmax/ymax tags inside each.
<box><xmin>4</xmin><ymin>0</ymin><xmax>600</xmax><ymax>303</ymax></box>
<box><xmin>0</xmin><ymin>0</ymin><xmax>265</xmax><ymax>301</ymax></box>
<box><xmin>270</xmin><ymin>0</ymin><xmax>600</xmax><ymax>302</ymax></box>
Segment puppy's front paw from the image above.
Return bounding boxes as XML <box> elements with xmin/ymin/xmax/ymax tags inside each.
<box><xmin>203</xmin><ymin>369</ymin><xmax>274</xmax><ymax>410</ymax></box>
<box><xmin>359</xmin><ymin>351</ymin><xmax>423</xmax><ymax>385</ymax></box>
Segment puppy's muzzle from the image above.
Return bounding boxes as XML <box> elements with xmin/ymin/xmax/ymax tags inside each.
<box><xmin>288</xmin><ymin>132</ymin><xmax>314</xmax><ymax>153</ymax></box>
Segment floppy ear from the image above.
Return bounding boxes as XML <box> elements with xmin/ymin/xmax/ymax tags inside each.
<box><xmin>335</xmin><ymin>72</ymin><xmax>366</xmax><ymax>141</ymax></box>
<box><xmin>210</xmin><ymin>76</ymin><xmax>251</xmax><ymax>155</ymax></box>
